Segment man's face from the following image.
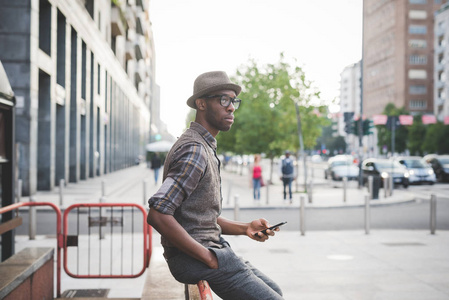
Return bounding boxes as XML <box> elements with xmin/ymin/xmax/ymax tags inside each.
<box><xmin>204</xmin><ymin>89</ymin><xmax>236</xmax><ymax>133</ymax></box>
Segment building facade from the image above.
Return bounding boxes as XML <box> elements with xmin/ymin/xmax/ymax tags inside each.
<box><xmin>0</xmin><ymin>0</ymin><xmax>157</xmax><ymax>196</ymax></box>
<box><xmin>434</xmin><ymin>2</ymin><xmax>449</xmax><ymax>120</ymax></box>
<box><xmin>339</xmin><ymin>61</ymin><xmax>378</xmax><ymax>157</ymax></box>
<box><xmin>363</xmin><ymin>0</ymin><xmax>447</xmax><ymax>117</ymax></box>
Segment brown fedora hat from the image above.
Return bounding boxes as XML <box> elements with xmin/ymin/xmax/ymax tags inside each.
<box><xmin>186</xmin><ymin>71</ymin><xmax>241</xmax><ymax>109</ymax></box>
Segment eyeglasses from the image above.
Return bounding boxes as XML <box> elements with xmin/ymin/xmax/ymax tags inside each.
<box><xmin>204</xmin><ymin>94</ymin><xmax>242</xmax><ymax>110</ymax></box>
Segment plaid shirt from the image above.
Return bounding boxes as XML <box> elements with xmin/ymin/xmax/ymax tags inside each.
<box><xmin>149</xmin><ymin>122</ymin><xmax>219</xmax><ymax>215</ymax></box>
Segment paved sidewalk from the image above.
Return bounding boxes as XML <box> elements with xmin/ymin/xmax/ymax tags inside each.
<box><xmin>12</xmin><ymin>163</ymin><xmax>448</xmax><ymax>299</ymax></box>
<box><xmin>19</xmin><ymin>163</ymin><xmax>416</xmax><ymax>211</ymax></box>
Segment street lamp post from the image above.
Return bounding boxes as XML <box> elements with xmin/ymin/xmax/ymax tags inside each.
<box><xmin>295</xmin><ymin>102</ymin><xmax>307</xmax><ymax>192</ymax></box>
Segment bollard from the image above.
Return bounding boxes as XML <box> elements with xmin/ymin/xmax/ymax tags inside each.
<box><xmin>383</xmin><ymin>176</ymin><xmax>389</xmax><ymax>198</ymax></box>
<box><xmin>29</xmin><ymin>197</ymin><xmax>36</xmax><ymax>240</ymax></box>
<box><xmin>364</xmin><ymin>194</ymin><xmax>370</xmax><ymax>235</ymax></box>
<box><xmin>234</xmin><ymin>194</ymin><xmax>240</xmax><ymax>221</ymax></box>
<box><xmin>101</xmin><ymin>179</ymin><xmax>106</xmax><ymax>197</ymax></box>
<box><xmin>300</xmin><ymin>194</ymin><xmax>305</xmax><ymax>236</ymax></box>
<box><xmin>265</xmin><ymin>182</ymin><xmax>270</xmax><ymax>205</ymax></box>
<box><xmin>430</xmin><ymin>194</ymin><xmax>437</xmax><ymax>235</ymax></box>
<box><xmin>143</xmin><ymin>180</ymin><xmax>148</xmax><ymax>206</ymax></box>
<box><xmin>16</xmin><ymin>179</ymin><xmax>22</xmax><ymax>203</ymax></box>
<box><xmin>343</xmin><ymin>177</ymin><xmax>347</xmax><ymax>203</ymax></box>
<box><xmin>368</xmin><ymin>176</ymin><xmax>373</xmax><ymax>200</ymax></box>
<box><xmin>59</xmin><ymin>179</ymin><xmax>65</xmax><ymax>207</ymax></box>
<box><xmin>307</xmin><ymin>179</ymin><xmax>313</xmax><ymax>203</ymax></box>
<box><xmin>389</xmin><ymin>175</ymin><xmax>394</xmax><ymax>196</ymax></box>
<box><xmin>226</xmin><ymin>180</ymin><xmax>232</xmax><ymax>205</ymax></box>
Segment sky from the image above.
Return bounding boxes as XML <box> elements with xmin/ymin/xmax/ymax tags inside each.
<box><xmin>149</xmin><ymin>0</ymin><xmax>363</xmax><ymax>137</ymax></box>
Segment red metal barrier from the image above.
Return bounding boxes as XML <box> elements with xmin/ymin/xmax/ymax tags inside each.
<box><xmin>0</xmin><ymin>202</ymin><xmax>63</xmax><ymax>297</ymax></box>
<box><xmin>197</xmin><ymin>280</ymin><xmax>214</xmax><ymax>300</ymax></box>
<box><xmin>63</xmin><ymin>203</ymin><xmax>151</xmax><ymax>279</ymax></box>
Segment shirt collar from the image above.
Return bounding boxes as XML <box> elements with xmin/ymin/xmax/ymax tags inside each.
<box><xmin>189</xmin><ymin>122</ymin><xmax>217</xmax><ymax>150</ymax></box>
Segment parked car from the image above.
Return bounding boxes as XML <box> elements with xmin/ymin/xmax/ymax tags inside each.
<box><xmin>393</xmin><ymin>156</ymin><xmax>436</xmax><ymax>185</ymax></box>
<box><xmin>423</xmin><ymin>154</ymin><xmax>449</xmax><ymax>182</ymax></box>
<box><xmin>362</xmin><ymin>158</ymin><xmax>409</xmax><ymax>188</ymax></box>
<box><xmin>325</xmin><ymin>155</ymin><xmax>359</xmax><ymax>181</ymax></box>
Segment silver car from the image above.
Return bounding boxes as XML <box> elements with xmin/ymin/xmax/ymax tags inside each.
<box><xmin>325</xmin><ymin>155</ymin><xmax>359</xmax><ymax>181</ymax></box>
<box><xmin>394</xmin><ymin>156</ymin><xmax>436</xmax><ymax>185</ymax></box>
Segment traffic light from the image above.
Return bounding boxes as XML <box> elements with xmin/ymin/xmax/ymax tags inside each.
<box><xmin>344</xmin><ymin>122</ymin><xmax>352</xmax><ymax>134</ymax></box>
<box><xmin>343</xmin><ymin>112</ymin><xmax>354</xmax><ymax>134</ymax></box>
<box><xmin>363</xmin><ymin>119</ymin><xmax>373</xmax><ymax>135</ymax></box>
<box><xmin>352</xmin><ymin>119</ymin><xmax>360</xmax><ymax>135</ymax></box>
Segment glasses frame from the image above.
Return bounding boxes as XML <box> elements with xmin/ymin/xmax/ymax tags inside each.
<box><xmin>204</xmin><ymin>94</ymin><xmax>242</xmax><ymax>109</ymax></box>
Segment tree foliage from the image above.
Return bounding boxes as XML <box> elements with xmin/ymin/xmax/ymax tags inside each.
<box><xmin>407</xmin><ymin>115</ymin><xmax>426</xmax><ymax>156</ymax></box>
<box><xmin>216</xmin><ymin>54</ymin><xmax>329</xmax><ymax>158</ymax></box>
<box><xmin>376</xmin><ymin>103</ymin><xmax>409</xmax><ymax>153</ymax></box>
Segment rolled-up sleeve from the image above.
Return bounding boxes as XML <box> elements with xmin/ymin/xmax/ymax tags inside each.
<box><xmin>148</xmin><ymin>142</ymin><xmax>207</xmax><ymax>215</ymax></box>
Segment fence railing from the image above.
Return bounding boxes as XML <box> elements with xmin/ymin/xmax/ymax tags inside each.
<box><xmin>0</xmin><ymin>201</ymin><xmax>152</xmax><ymax>298</ymax></box>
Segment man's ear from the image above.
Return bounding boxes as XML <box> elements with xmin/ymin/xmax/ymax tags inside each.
<box><xmin>195</xmin><ymin>98</ymin><xmax>206</xmax><ymax>111</ymax></box>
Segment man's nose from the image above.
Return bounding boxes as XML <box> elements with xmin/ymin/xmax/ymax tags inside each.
<box><xmin>227</xmin><ymin>102</ymin><xmax>236</xmax><ymax>112</ymax></box>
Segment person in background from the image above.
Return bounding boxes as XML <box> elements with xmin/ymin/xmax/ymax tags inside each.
<box><xmin>147</xmin><ymin>71</ymin><xmax>284</xmax><ymax>300</ymax></box>
<box><xmin>151</xmin><ymin>153</ymin><xmax>162</xmax><ymax>185</ymax></box>
<box><xmin>252</xmin><ymin>154</ymin><xmax>263</xmax><ymax>202</ymax></box>
<box><xmin>279</xmin><ymin>150</ymin><xmax>296</xmax><ymax>202</ymax></box>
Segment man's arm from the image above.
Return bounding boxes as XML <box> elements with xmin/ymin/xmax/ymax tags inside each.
<box><xmin>147</xmin><ymin>209</ymin><xmax>218</xmax><ymax>269</ymax></box>
<box><xmin>217</xmin><ymin>216</ymin><xmax>276</xmax><ymax>241</ymax></box>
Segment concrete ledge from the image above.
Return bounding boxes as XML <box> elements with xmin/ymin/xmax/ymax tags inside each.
<box><xmin>141</xmin><ymin>256</ymin><xmax>184</xmax><ymax>300</ymax></box>
<box><xmin>0</xmin><ymin>247</ymin><xmax>54</xmax><ymax>299</ymax></box>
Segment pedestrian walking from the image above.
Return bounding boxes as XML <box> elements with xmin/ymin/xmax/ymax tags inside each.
<box><xmin>150</xmin><ymin>153</ymin><xmax>162</xmax><ymax>184</ymax></box>
<box><xmin>252</xmin><ymin>154</ymin><xmax>263</xmax><ymax>202</ymax></box>
<box><xmin>147</xmin><ymin>71</ymin><xmax>284</xmax><ymax>300</ymax></box>
<box><xmin>279</xmin><ymin>150</ymin><xmax>296</xmax><ymax>202</ymax></box>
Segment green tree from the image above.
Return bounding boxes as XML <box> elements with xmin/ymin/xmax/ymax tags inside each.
<box><xmin>422</xmin><ymin>122</ymin><xmax>449</xmax><ymax>154</ymax></box>
<box><xmin>376</xmin><ymin>103</ymin><xmax>409</xmax><ymax>154</ymax></box>
<box><xmin>217</xmin><ymin>54</ymin><xmax>329</xmax><ymax>182</ymax></box>
<box><xmin>407</xmin><ymin>115</ymin><xmax>426</xmax><ymax>156</ymax></box>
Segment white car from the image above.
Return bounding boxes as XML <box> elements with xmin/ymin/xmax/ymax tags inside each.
<box><xmin>325</xmin><ymin>155</ymin><xmax>359</xmax><ymax>181</ymax></box>
<box><xmin>394</xmin><ymin>156</ymin><xmax>436</xmax><ymax>185</ymax></box>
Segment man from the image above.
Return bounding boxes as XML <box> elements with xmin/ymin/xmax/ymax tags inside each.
<box><xmin>147</xmin><ymin>71</ymin><xmax>284</xmax><ymax>300</ymax></box>
<box><xmin>279</xmin><ymin>150</ymin><xmax>296</xmax><ymax>202</ymax></box>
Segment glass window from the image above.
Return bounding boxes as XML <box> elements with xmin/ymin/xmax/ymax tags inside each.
<box><xmin>409</xmin><ymin>85</ymin><xmax>427</xmax><ymax>94</ymax></box>
<box><xmin>409</xmin><ymin>55</ymin><xmax>428</xmax><ymax>65</ymax></box>
<box><xmin>409</xmin><ymin>100</ymin><xmax>427</xmax><ymax>109</ymax></box>
<box><xmin>0</xmin><ymin>111</ymin><xmax>5</xmax><ymax>161</ymax></box>
<box><xmin>409</xmin><ymin>25</ymin><xmax>427</xmax><ymax>34</ymax></box>
<box><xmin>409</xmin><ymin>39</ymin><xmax>427</xmax><ymax>48</ymax></box>
<box><xmin>409</xmin><ymin>10</ymin><xmax>427</xmax><ymax>19</ymax></box>
<box><xmin>408</xmin><ymin>69</ymin><xmax>427</xmax><ymax>79</ymax></box>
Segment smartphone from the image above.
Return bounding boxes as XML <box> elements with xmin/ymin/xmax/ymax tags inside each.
<box><xmin>257</xmin><ymin>221</ymin><xmax>287</xmax><ymax>236</ymax></box>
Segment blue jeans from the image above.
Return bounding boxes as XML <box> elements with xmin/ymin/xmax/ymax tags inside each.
<box><xmin>166</xmin><ymin>239</ymin><xmax>284</xmax><ymax>300</ymax></box>
<box><xmin>252</xmin><ymin>178</ymin><xmax>261</xmax><ymax>200</ymax></box>
<box><xmin>153</xmin><ymin>168</ymin><xmax>160</xmax><ymax>184</ymax></box>
<box><xmin>282</xmin><ymin>177</ymin><xmax>293</xmax><ymax>200</ymax></box>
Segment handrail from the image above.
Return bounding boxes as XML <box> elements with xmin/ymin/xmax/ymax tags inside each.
<box><xmin>0</xmin><ymin>202</ymin><xmax>63</xmax><ymax>297</ymax></box>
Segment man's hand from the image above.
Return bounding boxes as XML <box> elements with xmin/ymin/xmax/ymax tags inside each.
<box><xmin>247</xmin><ymin>218</ymin><xmax>279</xmax><ymax>242</ymax></box>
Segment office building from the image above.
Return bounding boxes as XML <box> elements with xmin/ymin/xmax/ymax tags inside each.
<box><xmin>434</xmin><ymin>2</ymin><xmax>449</xmax><ymax>121</ymax></box>
<box><xmin>0</xmin><ymin>0</ymin><xmax>157</xmax><ymax>196</ymax></box>
<box><xmin>363</xmin><ymin>0</ymin><xmax>447</xmax><ymax>117</ymax></box>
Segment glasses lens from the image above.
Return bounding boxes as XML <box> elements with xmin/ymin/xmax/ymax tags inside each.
<box><xmin>233</xmin><ymin>99</ymin><xmax>241</xmax><ymax>109</ymax></box>
<box><xmin>220</xmin><ymin>96</ymin><xmax>241</xmax><ymax>109</ymax></box>
<box><xmin>220</xmin><ymin>96</ymin><xmax>231</xmax><ymax>107</ymax></box>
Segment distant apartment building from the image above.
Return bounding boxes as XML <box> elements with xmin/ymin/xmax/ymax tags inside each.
<box><xmin>339</xmin><ymin>61</ymin><xmax>377</xmax><ymax>157</ymax></box>
<box><xmin>0</xmin><ymin>0</ymin><xmax>157</xmax><ymax>195</ymax></box>
<box><xmin>339</xmin><ymin>62</ymin><xmax>361</xmax><ymax>137</ymax></box>
<box><xmin>434</xmin><ymin>2</ymin><xmax>449</xmax><ymax>120</ymax></box>
<box><xmin>363</xmin><ymin>0</ymin><xmax>447</xmax><ymax>117</ymax></box>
